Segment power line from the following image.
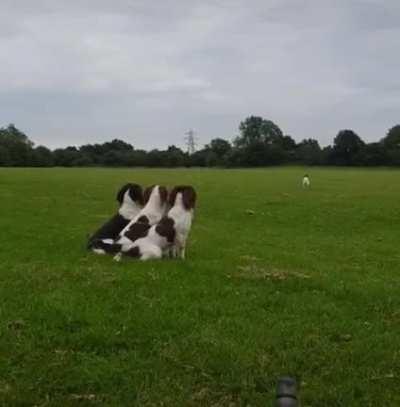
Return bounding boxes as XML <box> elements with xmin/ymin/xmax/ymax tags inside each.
<box><xmin>184</xmin><ymin>129</ymin><xmax>197</xmax><ymax>155</ymax></box>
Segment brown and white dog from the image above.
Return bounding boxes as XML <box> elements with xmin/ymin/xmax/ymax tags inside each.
<box><xmin>166</xmin><ymin>185</ymin><xmax>196</xmax><ymax>259</ymax></box>
<box><xmin>112</xmin><ymin>185</ymin><xmax>169</xmax><ymax>254</ymax></box>
<box><xmin>87</xmin><ymin>183</ymin><xmax>144</xmax><ymax>254</ymax></box>
<box><xmin>114</xmin><ymin>185</ymin><xmax>196</xmax><ymax>261</ymax></box>
<box><xmin>113</xmin><ymin>217</ymin><xmax>175</xmax><ymax>261</ymax></box>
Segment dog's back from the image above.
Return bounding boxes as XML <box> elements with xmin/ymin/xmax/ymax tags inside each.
<box><xmin>87</xmin><ymin>214</ymin><xmax>130</xmax><ymax>250</ymax></box>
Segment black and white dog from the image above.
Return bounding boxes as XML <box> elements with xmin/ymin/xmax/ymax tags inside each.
<box><xmin>111</xmin><ymin>185</ymin><xmax>169</xmax><ymax>255</ymax></box>
<box><xmin>114</xmin><ymin>217</ymin><xmax>175</xmax><ymax>261</ymax></box>
<box><xmin>114</xmin><ymin>185</ymin><xmax>196</xmax><ymax>261</ymax></box>
<box><xmin>87</xmin><ymin>183</ymin><xmax>144</xmax><ymax>254</ymax></box>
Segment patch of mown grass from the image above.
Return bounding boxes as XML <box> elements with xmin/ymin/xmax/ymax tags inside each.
<box><xmin>0</xmin><ymin>167</ymin><xmax>399</xmax><ymax>406</ymax></box>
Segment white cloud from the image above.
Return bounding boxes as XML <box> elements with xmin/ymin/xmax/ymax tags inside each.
<box><xmin>0</xmin><ymin>0</ymin><xmax>399</xmax><ymax>149</ymax></box>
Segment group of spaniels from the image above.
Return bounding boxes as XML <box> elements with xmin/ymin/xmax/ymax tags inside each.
<box><xmin>87</xmin><ymin>184</ymin><xmax>196</xmax><ymax>261</ymax></box>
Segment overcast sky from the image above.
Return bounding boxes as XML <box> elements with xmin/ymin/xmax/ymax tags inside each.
<box><xmin>0</xmin><ymin>0</ymin><xmax>399</xmax><ymax>150</ymax></box>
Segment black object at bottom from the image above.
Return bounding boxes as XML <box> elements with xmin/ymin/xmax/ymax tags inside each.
<box><xmin>276</xmin><ymin>377</ymin><xmax>298</xmax><ymax>407</ymax></box>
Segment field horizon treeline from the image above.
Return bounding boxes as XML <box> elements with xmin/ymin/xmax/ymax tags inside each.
<box><xmin>1</xmin><ymin>116</ymin><xmax>399</xmax><ymax>168</ymax></box>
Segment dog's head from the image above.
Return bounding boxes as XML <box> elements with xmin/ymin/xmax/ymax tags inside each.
<box><xmin>169</xmin><ymin>185</ymin><xmax>197</xmax><ymax>210</ymax></box>
<box><xmin>116</xmin><ymin>183</ymin><xmax>144</xmax><ymax>206</ymax></box>
<box><xmin>143</xmin><ymin>185</ymin><xmax>169</xmax><ymax>206</ymax></box>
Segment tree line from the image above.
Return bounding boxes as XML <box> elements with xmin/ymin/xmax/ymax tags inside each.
<box><xmin>1</xmin><ymin>117</ymin><xmax>399</xmax><ymax>167</ymax></box>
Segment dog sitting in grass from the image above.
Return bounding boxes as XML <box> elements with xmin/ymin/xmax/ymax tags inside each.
<box><xmin>110</xmin><ymin>185</ymin><xmax>169</xmax><ymax>256</ymax></box>
<box><xmin>166</xmin><ymin>185</ymin><xmax>197</xmax><ymax>259</ymax></box>
<box><xmin>114</xmin><ymin>185</ymin><xmax>196</xmax><ymax>261</ymax></box>
<box><xmin>87</xmin><ymin>183</ymin><xmax>144</xmax><ymax>254</ymax></box>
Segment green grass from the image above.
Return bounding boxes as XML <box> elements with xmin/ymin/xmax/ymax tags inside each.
<box><xmin>0</xmin><ymin>167</ymin><xmax>399</xmax><ymax>406</ymax></box>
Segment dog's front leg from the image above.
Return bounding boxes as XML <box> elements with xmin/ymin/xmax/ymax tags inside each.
<box><xmin>169</xmin><ymin>244</ymin><xmax>177</xmax><ymax>258</ymax></box>
<box><xmin>179</xmin><ymin>242</ymin><xmax>187</xmax><ymax>259</ymax></box>
<box><xmin>166</xmin><ymin>246</ymin><xmax>174</xmax><ymax>259</ymax></box>
<box><xmin>177</xmin><ymin>237</ymin><xmax>187</xmax><ymax>260</ymax></box>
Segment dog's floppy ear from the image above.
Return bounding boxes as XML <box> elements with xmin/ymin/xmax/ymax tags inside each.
<box><xmin>116</xmin><ymin>184</ymin><xmax>130</xmax><ymax>205</ymax></box>
<box><xmin>143</xmin><ymin>185</ymin><xmax>155</xmax><ymax>204</ymax></box>
<box><xmin>182</xmin><ymin>186</ymin><xmax>196</xmax><ymax>210</ymax></box>
<box><xmin>168</xmin><ymin>187</ymin><xmax>179</xmax><ymax>207</ymax></box>
<box><xmin>158</xmin><ymin>186</ymin><xmax>168</xmax><ymax>204</ymax></box>
<box><xmin>128</xmin><ymin>184</ymin><xmax>144</xmax><ymax>206</ymax></box>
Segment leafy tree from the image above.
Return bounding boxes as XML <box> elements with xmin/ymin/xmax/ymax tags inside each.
<box><xmin>382</xmin><ymin>125</ymin><xmax>400</xmax><ymax>149</ymax></box>
<box><xmin>331</xmin><ymin>129</ymin><xmax>365</xmax><ymax>165</ymax></box>
<box><xmin>72</xmin><ymin>154</ymin><xmax>94</xmax><ymax>167</ymax></box>
<box><xmin>146</xmin><ymin>149</ymin><xmax>164</xmax><ymax>167</ymax></box>
<box><xmin>296</xmin><ymin>139</ymin><xmax>322</xmax><ymax>165</ymax></box>
<box><xmin>1</xmin><ymin>124</ymin><xmax>33</xmax><ymax>147</ymax></box>
<box><xmin>233</xmin><ymin>116</ymin><xmax>288</xmax><ymax>166</ymax></box>
<box><xmin>0</xmin><ymin>124</ymin><xmax>34</xmax><ymax>166</ymax></box>
<box><xmin>359</xmin><ymin>142</ymin><xmax>387</xmax><ymax>166</ymax></box>
<box><xmin>129</xmin><ymin>149</ymin><xmax>148</xmax><ymax>166</ymax></box>
<box><xmin>321</xmin><ymin>146</ymin><xmax>334</xmax><ymax>165</ymax></box>
<box><xmin>53</xmin><ymin>147</ymin><xmax>80</xmax><ymax>167</ymax></box>
<box><xmin>165</xmin><ymin>145</ymin><xmax>187</xmax><ymax>167</ymax></box>
<box><xmin>381</xmin><ymin>125</ymin><xmax>400</xmax><ymax>165</ymax></box>
<box><xmin>32</xmin><ymin>146</ymin><xmax>54</xmax><ymax>167</ymax></box>
<box><xmin>100</xmin><ymin>151</ymin><xmax>122</xmax><ymax>166</ymax></box>
<box><xmin>207</xmin><ymin>138</ymin><xmax>231</xmax><ymax>158</ymax></box>
<box><xmin>224</xmin><ymin>147</ymin><xmax>247</xmax><ymax>167</ymax></box>
<box><xmin>2</xmin><ymin>120</ymin><xmax>399</xmax><ymax>168</ymax></box>
<box><xmin>190</xmin><ymin>149</ymin><xmax>209</xmax><ymax>167</ymax></box>
<box><xmin>281</xmin><ymin>134</ymin><xmax>296</xmax><ymax>150</ymax></box>
<box><xmin>236</xmin><ymin>116</ymin><xmax>283</xmax><ymax>148</ymax></box>
<box><xmin>79</xmin><ymin>144</ymin><xmax>102</xmax><ymax>164</ymax></box>
<box><xmin>194</xmin><ymin>139</ymin><xmax>232</xmax><ymax>167</ymax></box>
<box><xmin>102</xmin><ymin>139</ymin><xmax>133</xmax><ymax>152</ymax></box>
<box><xmin>0</xmin><ymin>145</ymin><xmax>11</xmax><ymax>166</ymax></box>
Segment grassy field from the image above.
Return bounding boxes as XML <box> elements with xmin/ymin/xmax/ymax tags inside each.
<box><xmin>0</xmin><ymin>167</ymin><xmax>399</xmax><ymax>406</ymax></box>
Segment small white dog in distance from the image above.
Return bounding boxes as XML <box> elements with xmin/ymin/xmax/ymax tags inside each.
<box><xmin>302</xmin><ymin>174</ymin><xmax>310</xmax><ymax>188</ymax></box>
